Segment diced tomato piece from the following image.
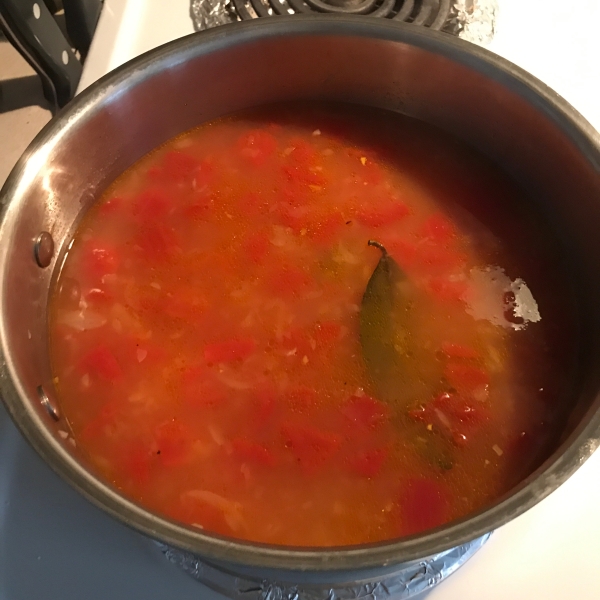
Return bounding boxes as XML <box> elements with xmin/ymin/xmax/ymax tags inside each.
<box><xmin>204</xmin><ymin>337</ymin><xmax>256</xmax><ymax>364</ymax></box>
<box><xmin>398</xmin><ymin>478</ymin><xmax>449</xmax><ymax>536</ymax></box>
<box><xmin>444</xmin><ymin>362</ymin><xmax>490</xmax><ymax>391</ymax></box>
<box><xmin>341</xmin><ymin>394</ymin><xmax>390</xmax><ymax>429</ymax></box>
<box><xmin>268</xmin><ymin>265</ymin><xmax>314</xmax><ymax>298</ymax></box>
<box><xmin>99</xmin><ymin>196</ymin><xmax>123</xmax><ymax>215</ymax></box>
<box><xmin>420</xmin><ymin>213</ymin><xmax>456</xmax><ymax>244</ymax></box>
<box><xmin>242</xmin><ymin>231</ymin><xmax>270</xmax><ymax>264</ymax></box>
<box><xmin>182</xmin><ymin>194</ymin><xmax>213</xmax><ymax>221</ymax></box>
<box><xmin>428</xmin><ymin>278</ymin><xmax>469</xmax><ymax>303</ymax></box>
<box><xmin>82</xmin><ymin>241</ymin><xmax>120</xmax><ymax>277</ymax></box>
<box><xmin>440</xmin><ymin>342</ymin><xmax>478</xmax><ymax>359</ymax></box>
<box><xmin>132</xmin><ymin>189</ymin><xmax>171</xmax><ymax>221</ymax></box>
<box><xmin>154</xmin><ymin>420</ymin><xmax>192</xmax><ymax>467</ymax></box>
<box><xmin>349</xmin><ymin>447</ymin><xmax>388</xmax><ymax>478</ymax></box>
<box><xmin>281</xmin><ymin>423</ymin><xmax>340</xmax><ymax>473</ymax></box>
<box><xmin>355</xmin><ymin>200</ymin><xmax>409</xmax><ymax>228</ymax></box>
<box><xmin>135</xmin><ymin>224</ymin><xmax>179</xmax><ymax>262</ymax></box>
<box><xmin>232</xmin><ymin>438</ymin><xmax>276</xmax><ymax>466</ymax></box>
<box><xmin>313</xmin><ymin>321</ymin><xmax>342</xmax><ymax>347</ymax></box>
<box><xmin>237</xmin><ymin>130</ymin><xmax>277</xmax><ymax>167</ymax></box>
<box><xmin>121</xmin><ymin>442</ymin><xmax>152</xmax><ymax>485</ymax></box>
<box><xmin>80</xmin><ymin>345</ymin><xmax>122</xmax><ymax>382</ymax></box>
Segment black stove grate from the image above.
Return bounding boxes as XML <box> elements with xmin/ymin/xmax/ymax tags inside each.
<box><xmin>229</xmin><ymin>0</ymin><xmax>451</xmax><ymax>29</ymax></box>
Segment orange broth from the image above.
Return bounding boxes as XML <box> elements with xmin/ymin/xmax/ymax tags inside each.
<box><xmin>49</xmin><ymin>103</ymin><xmax>578</xmax><ymax>546</ymax></box>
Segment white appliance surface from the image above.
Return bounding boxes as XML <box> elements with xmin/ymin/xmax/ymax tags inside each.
<box><xmin>2</xmin><ymin>2</ymin><xmax>600</xmax><ymax>599</ymax></box>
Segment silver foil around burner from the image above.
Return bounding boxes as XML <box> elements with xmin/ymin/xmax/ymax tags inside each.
<box><xmin>158</xmin><ymin>533</ymin><xmax>491</xmax><ymax>599</ymax></box>
<box><xmin>444</xmin><ymin>0</ymin><xmax>498</xmax><ymax>45</ymax></box>
<box><xmin>191</xmin><ymin>0</ymin><xmax>239</xmax><ymax>30</ymax></box>
<box><xmin>190</xmin><ymin>0</ymin><xmax>498</xmax><ymax>47</ymax></box>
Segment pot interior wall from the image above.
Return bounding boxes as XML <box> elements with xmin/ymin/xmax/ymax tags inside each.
<box><xmin>1</xmin><ymin>21</ymin><xmax>600</xmax><ymax>569</ymax></box>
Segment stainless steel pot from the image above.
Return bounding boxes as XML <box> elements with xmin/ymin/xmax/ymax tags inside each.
<box><xmin>1</xmin><ymin>14</ymin><xmax>600</xmax><ymax>590</ymax></box>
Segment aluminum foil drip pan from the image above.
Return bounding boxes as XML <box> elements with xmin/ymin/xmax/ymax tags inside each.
<box><xmin>159</xmin><ymin>533</ymin><xmax>491</xmax><ymax>599</ymax></box>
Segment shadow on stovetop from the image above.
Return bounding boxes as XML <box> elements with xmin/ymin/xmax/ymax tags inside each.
<box><xmin>0</xmin><ymin>404</ymin><xmax>223</xmax><ymax>600</ymax></box>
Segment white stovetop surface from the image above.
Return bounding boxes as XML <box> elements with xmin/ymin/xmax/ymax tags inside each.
<box><xmin>3</xmin><ymin>2</ymin><xmax>599</xmax><ymax>599</ymax></box>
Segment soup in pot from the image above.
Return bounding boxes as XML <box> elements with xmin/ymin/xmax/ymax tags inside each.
<box><xmin>49</xmin><ymin>103</ymin><xmax>578</xmax><ymax>546</ymax></box>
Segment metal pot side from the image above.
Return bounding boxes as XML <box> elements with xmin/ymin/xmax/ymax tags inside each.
<box><xmin>1</xmin><ymin>16</ymin><xmax>600</xmax><ymax>576</ymax></box>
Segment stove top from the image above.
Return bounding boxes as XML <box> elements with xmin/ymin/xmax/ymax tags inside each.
<box><xmin>3</xmin><ymin>1</ymin><xmax>600</xmax><ymax>599</ymax></box>
<box><xmin>190</xmin><ymin>0</ymin><xmax>497</xmax><ymax>45</ymax></box>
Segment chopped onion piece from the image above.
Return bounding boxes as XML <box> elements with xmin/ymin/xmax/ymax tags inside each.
<box><xmin>58</xmin><ymin>309</ymin><xmax>107</xmax><ymax>331</ymax></box>
<box><xmin>492</xmin><ymin>444</ymin><xmax>504</xmax><ymax>456</ymax></box>
<box><xmin>183</xmin><ymin>490</ymin><xmax>245</xmax><ymax>532</ymax></box>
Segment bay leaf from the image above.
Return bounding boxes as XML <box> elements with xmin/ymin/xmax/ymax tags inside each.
<box><xmin>359</xmin><ymin>240</ymin><xmax>412</xmax><ymax>407</ymax></box>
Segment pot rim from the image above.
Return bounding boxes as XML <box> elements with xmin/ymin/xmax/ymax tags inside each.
<box><xmin>2</xmin><ymin>15</ymin><xmax>600</xmax><ymax>572</ymax></box>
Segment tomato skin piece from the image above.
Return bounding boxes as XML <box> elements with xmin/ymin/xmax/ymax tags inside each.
<box><xmin>238</xmin><ymin>130</ymin><xmax>277</xmax><ymax>167</ymax></box>
<box><xmin>135</xmin><ymin>224</ymin><xmax>179</xmax><ymax>263</ymax></box>
<box><xmin>398</xmin><ymin>478</ymin><xmax>449</xmax><ymax>536</ymax></box>
<box><xmin>349</xmin><ymin>447</ymin><xmax>388</xmax><ymax>478</ymax></box>
<box><xmin>232</xmin><ymin>438</ymin><xmax>276</xmax><ymax>466</ymax></box>
<box><xmin>281</xmin><ymin>423</ymin><xmax>340</xmax><ymax>473</ymax></box>
<box><xmin>154</xmin><ymin>420</ymin><xmax>191</xmax><ymax>467</ymax></box>
<box><xmin>80</xmin><ymin>345</ymin><xmax>122</xmax><ymax>382</ymax></box>
<box><xmin>204</xmin><ymin>337</ymin><xmax>256</xmax><ymax>364</ymax></box>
